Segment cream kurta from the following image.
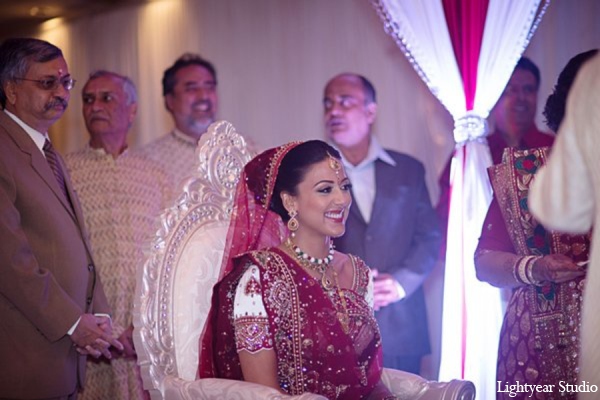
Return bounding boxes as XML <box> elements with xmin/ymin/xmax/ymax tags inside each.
<box><xmin>529</xmin><ymin>54</ymin><xmax>600</xmax><ymax>397</ymax></box>
<box><xmin>65</xmin><ymin>146</ymin><xmax>170</xmax><ymax>400</ymax></box>
<box><xmin>139</xmin><ymin>130</ymin><xmax>198</xmax><ymax>203</ymax></box>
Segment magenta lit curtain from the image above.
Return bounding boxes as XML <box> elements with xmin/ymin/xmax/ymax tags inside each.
<box><xmin>442</xmin><ymin>0</ymin><xmax>488</xmax><ymax>111</ymax></box>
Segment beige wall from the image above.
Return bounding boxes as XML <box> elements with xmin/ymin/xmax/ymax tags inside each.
<box><xmin>39</xmin><ymin>0</ymin><xmax>456</xmax><ymax>201</ymax></box>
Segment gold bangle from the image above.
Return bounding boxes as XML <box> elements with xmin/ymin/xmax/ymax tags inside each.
<box><xmin>514</xmin><ymin>255</ymin><xmax>540</xmax><ymax>285</ymax></box>
<box><xmin>512</xmin><ymin>257</ymin><xmax>523</xmax><ymax>283</ymax></box>
<box><xmin>515</xmin><ymin>256</ymin><xmax>530</xmax><ymax>284</ymax></box>
<box><xmin>525</xmin><ymin>256</ymin><xmax>543</xmax><ymax>286</ymax></box>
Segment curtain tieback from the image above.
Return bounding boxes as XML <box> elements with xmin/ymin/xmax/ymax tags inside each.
<box><xmin>453</xmin><ymin>113</ymin><xmax>489</xmax><ymax>145</ymax></box>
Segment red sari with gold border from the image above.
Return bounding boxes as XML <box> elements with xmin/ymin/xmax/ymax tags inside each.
<box><xmin>483</xmin><ymin>147</ymin><xmax>589</xmax><ymax>399</ymax></box>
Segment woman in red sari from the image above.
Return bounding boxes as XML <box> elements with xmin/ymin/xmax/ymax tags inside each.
<box><xmin>474</xmin><ymin>50</ymin><xmax>597</xmax><ymax>400</ymax></box>
<box><xmin>199</xmin><ymin>140</ymin><xmax>395</xmax><ymax>399</ymax></box>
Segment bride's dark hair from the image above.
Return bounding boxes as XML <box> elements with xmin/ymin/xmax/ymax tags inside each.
<box><xmin>271</xmin><ymin>140</ymin><xmax>341</xmax><ymax>222</ymax></box>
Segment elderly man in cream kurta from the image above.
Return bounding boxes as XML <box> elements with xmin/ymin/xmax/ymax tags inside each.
<box><xmin>529</xmin><ymin>54</ymin><xmax>600</xmax><ymax>398</ymax></box>
<box><xmin>66</xmin><ymin>71</ymin><xmax>170</xmax><ymax>399</ymax></box>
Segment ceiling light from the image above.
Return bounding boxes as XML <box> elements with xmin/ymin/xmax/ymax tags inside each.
<box><xmin>29</xmin><ymin>6</ymin><xmax>60</xmax><ymax>19</ymax></box>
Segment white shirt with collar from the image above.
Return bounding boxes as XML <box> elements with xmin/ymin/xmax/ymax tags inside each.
<box><xmin>4</xmin><ymin>109</ymin><xmax>48</xmax><ymax>153</ymax></box>
<box><xmin>336</xmin><ymin>136</ymin><xmax>396</xmax><ymax>224</ymax></box>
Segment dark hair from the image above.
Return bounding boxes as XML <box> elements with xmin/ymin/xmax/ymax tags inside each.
<box><xmin>357</xmin><ymin>74</ymin><xmax>377</xmax><ymax>104</ymax></box>
<box><xmin>543</xmin><ymin>49</ymin><xmax>598</xmax><ymax>132</ymax></box>
<box><xmin>162</xmin><ymin>53</ymin><xmax>217</xmax><ymax>96</ymax></box>
<box><xmin>515</xmin><ymin>57</ymin><xmax>541</xmax><ymax>89</ymax></box>
<box><xmin>87</xmin><ymin>70</ymin><xmax>138</xmax><ymax>105</ymax></box>
<box><xmin>271</xmin><ymin>140</ymin><xmax>342</xmax><ymax>221</ymax></box>
<box><xmin>0</xmin><ymin>37</ymin><xmax>63</xmax><ymax>108</ymax></box>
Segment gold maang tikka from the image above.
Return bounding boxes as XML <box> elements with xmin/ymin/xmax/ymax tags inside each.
<box><xmin>327</xmin><ymin>153</ymin><xmax>342</xmax><ymax>179</ymax></box>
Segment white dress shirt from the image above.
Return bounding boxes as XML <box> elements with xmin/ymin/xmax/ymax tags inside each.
<box><xmin>337</xmin><ymin>136</ymin><xmax>396</xmax><ymax>224</ymax></box>
<box><xmin>4</xmin><ymin>109</ymin><xmax>47</xmax><ymax>153</ymax></box>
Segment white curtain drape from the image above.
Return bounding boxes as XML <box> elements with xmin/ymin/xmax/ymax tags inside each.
<box><xmin>474</xmin><ymin>0</ymin><xmax>549</xmax><ymax>115</ymax></box>
<box><xmin>444</xmin><ymin>5</ymin><xmax>549</xmax><ymax>400</ymax></box>
<box><xmin>372</xmin><ymin>0</ymin><xmax>465</xmax><ymax>117</ymax></box>
<box><xmin>373</xmin><ymin>1</ymin><xmax>549</xmax><ymax>398</ymax></box>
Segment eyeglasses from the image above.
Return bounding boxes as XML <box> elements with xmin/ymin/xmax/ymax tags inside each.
<box><xmin>15</xmin><ymin>76</ymin><xmax>76</xmax><ymax>91</ymax></box>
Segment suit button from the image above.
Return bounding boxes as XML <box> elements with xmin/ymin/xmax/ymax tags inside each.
<box><xmin>86</xmin><ymin>297</ymin><xmax>92</xmax><ymax>305</ymax></box>
<box><xmin>88</xmin><ymin>264</ymin><xmax>94</xmax><ymax>271</ymax></box>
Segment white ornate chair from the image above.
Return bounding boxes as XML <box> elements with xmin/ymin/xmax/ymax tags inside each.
<box><xmin>133</xmin><ymin>121</ymin><xmax>476</xmax><ymax>400</ymax></box>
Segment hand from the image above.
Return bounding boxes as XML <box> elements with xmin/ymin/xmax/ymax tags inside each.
<box><xmin>71</xmin><ymin>314</ymin><xmax>124</xmax><ymax>359</ymax></box>
<box><xmin>96</xmin><ymin>315</ymin><xmax>113</xmax><ymax>337</ymax></box>
<box><xmin>112</xmin><ymin>325</ymin><xmax>136</xmax><ymax>359</ymax></box>
<box><xmin>532</xmin><ymin>254</ymin><xmax>586</xmax><ymax>284</ymax></box>
<box><xmin>372</xmin><ymin>270</ymin><xmax>402</xmax><ymax>311</ymax></box>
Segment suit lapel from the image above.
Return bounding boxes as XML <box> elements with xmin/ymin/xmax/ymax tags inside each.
<box><xmin>62</xmin><ymin>161</ymin><xmax>91</xmax><ymax>249</ymax></box>
<box><xmin>349</xmin><ymin>159</ymin><xmax>394</xmax><ymax>226</ymax></box>
<box><xmin>2</xmin><ymin>112</ymin><xmax>77</xmax><ymax>220</ymax></box>
<box><xmin>370</xmin><ymin>160</ymin><xmax>394</xmax><ymax>226</ymax></box>
<box><xmin>49</xmin><ymin>153</ymin><xmax>94</xmax><ymax>261</ymax></box>
<box><xmin>348</xmin><ymin>186</ymin><xmax>366</xmax><ymax>225</ymax></box>
<box><xmin>32</xmin><ymin>151</ymin><xmax>78</xmax><ymax>220</ymax></box>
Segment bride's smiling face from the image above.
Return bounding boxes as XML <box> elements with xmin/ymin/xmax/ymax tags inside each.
<box><xmin>283</xmin><ymin>158</ymin><xmax>352</xmax><ymax>239</ymax></box>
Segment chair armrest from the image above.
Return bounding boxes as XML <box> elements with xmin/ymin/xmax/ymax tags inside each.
<box><xmin>163</xmin><ymin>376</ymin><xmax>328</xmax><ymax>400</ymax></box>
<box><xmin>381</xmin><ymin>368</ymin><xmax>476</xmax><ymax>400</ymax></box>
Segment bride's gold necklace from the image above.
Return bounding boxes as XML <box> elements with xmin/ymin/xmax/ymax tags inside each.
<box><xmin>331</xmin><ymin>266</ymin><xmax>350</xmax><ymax>334</ymax></box>
<box><xmin>285</xmin><ymin>237</ymin><xmax>335</xmax><ymax>289</ymax></box>
<box><xmin>285</xmin><ymin>238</ymin><xmax>350</xmax><ymax>333</ymax></box>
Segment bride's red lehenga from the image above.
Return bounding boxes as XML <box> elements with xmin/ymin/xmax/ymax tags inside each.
<box><xmin>198</xmin><ymin>143</ymin><xmax>384</xmax><ymax>399</ymax></box>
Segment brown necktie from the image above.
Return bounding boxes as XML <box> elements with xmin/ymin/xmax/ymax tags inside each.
<box><xmin>43</xmin><ymin>139</ymin><xmax>70</xmax><ymax>202</ymax></box>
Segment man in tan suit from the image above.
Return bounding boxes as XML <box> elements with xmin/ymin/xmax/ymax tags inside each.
<box><xmin>0</xmin><ymin>38</ymin><xmax>122</xmax><ymax>399</ymax></box>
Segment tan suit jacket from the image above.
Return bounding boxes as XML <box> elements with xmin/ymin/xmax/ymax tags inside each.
<box><xmin>0</xmin><ymin>111</ymin><xmax>110</xmax><ymax>398</ymax></box>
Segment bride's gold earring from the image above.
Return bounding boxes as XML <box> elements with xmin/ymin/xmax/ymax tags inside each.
<box><xmin>287</xmin><ymin>210</ymin><xmax>299</xmax><ymax>236</ymax></box>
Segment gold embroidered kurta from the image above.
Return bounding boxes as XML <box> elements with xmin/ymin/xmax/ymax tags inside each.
<box><xmin>66</xmin><ymin>146</ymin><xmax>170</xmax><ymax>400</ymax></box>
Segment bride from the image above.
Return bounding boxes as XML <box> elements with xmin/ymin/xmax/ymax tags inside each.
<box><xmin>199</xmin><ymin>140</ymin><xmax>396</xmax><ymax>399</ymax></box>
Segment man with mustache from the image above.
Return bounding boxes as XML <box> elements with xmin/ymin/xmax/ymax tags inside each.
<box><xmin>140</xmin><ymin>53</ymin><xmax>219</xmax><ymax>200</ymax></box>
<box><xmin>323</xmin><ymin>73</ymin><xmax>441</xmax><ymax>374</ymax></box>
<box><xmin>65</xmin><ymin>70</ymin><xmax>170</xmax><ymax>399</ymax></box>
<box><xmin>0</xmin><ymin>38</ymin><xmax>121</xmax><ymax>399</ymax></box>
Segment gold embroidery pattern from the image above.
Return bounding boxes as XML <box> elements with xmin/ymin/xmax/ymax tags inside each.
<box><xmin>490</xmin><ymin>147</ymin><xmax>589</xmax><ymax>398</ymax></box>
<box><xmin>244</xmin><ymin>274</ymin><xmax>261</xmax><ymax>296</ymax></box>
<box><xmin>248</xmin><ymin>249</ymin><xmax>381</xmax><ymax>397</ymax></box>
<box><xmin>234</xmin><ymin>316</ymin><xmax>272</xmax><ymax>352</ymax></box>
